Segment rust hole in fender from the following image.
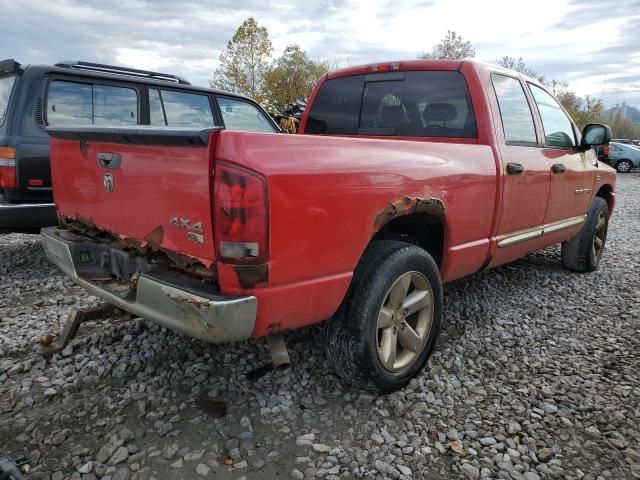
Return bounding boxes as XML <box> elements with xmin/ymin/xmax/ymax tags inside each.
<box><xmin>143</xmin><ymin>225</ymin><xmax>164</xmax><ymax>248</ymax></box>
<box><xmin>374</xmin><ymin>196</ymin><xmax>445</xmax><ymax>228</ymax></box>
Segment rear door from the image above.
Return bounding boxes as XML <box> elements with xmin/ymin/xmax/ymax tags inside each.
<box><xmin>0</xmin><ymin>74</ymin><xmax>15</xmax><ymax>132</ymax></box>
<box><xmin>488</xmin><ymin>73</ymin><xmax>550</xmax><ymax>266</ymax></box>
<box><xmin>528</xmin><ymin>83</ymin><xmax>597</xmax><ymax>224</ymax></box>
<box><xmin>0</xmin><ymin>74</ymin><xmax>17</xmax><ymax>188</ymax></box>
<box><xmin>41</xmin><ymin>78</ymin><xmax>143</xmax><ymax>197</ymax></box>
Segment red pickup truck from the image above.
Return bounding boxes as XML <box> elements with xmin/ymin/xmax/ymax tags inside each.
<box><xmin>41</xmin><ymin>60</ymin><xmax>615</xmax><ymax>392</ymax></box>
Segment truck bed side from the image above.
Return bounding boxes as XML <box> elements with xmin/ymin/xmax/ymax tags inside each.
<box><xmin>213</xmin><ymin>131</ymin><xmax>497</xmax><ymax>334</ymax></box>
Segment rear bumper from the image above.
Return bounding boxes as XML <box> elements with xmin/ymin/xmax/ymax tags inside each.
<box><xmin>0</xmin><ymin>195</ymin><xmax>57</xmax><ymax>230</ymax></box>
<box><xmin>40</xmin><ymin>227</ymin><xmax>257</xmax><ymax>343</ymax></box>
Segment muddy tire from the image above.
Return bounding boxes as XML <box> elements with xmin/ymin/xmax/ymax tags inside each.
<box><xmin>561</xmin><ymin>197</ymin><xmax>609</xmax><ymax>272</ymax></box>
<box><xmin>325</xmin><ymin>240</ymin><xmax>442</xmax><ymax>393</ymax></box>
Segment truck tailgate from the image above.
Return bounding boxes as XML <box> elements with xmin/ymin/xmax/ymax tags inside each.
<box><xmin>47</xmin><ymin>127</ymin><xmax>217</xmax><ymax>264</ymax></box>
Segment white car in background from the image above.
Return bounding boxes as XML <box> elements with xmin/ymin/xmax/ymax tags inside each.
<box><xmin>608</xmin><ymin>141</ymin><xmax>640</xmax><ymax>173</ymax></box>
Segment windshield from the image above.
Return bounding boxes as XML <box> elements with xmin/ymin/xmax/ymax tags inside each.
<box><xmin>0</xmin><ymin>75</ymin><xmax>16</xmax><ymax>126</ymax></box>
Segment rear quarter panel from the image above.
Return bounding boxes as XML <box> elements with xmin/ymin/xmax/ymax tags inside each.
<box><xmin>214</xmin><ymin>131</ymin><xmax>498</xmax><ymax>335</ymax></box>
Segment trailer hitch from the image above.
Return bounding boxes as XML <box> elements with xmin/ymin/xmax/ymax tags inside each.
<box><xmin>37</xmin><ymin>304</ymin><xmax>132</xmax><ymax>360</ymax></box>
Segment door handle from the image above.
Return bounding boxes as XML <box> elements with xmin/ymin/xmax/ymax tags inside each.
<box><xmin>97</xmin><ymin>153</ymin><xmax>121</xmax><ymax>169</ymax></box>
<box><xmin>506</xmin><ymin>162</ymin><xmax>524</xmax><ymax>175</ymax></box>
<box><xmin>552</xmin><ymin>163</ymin><xmax>566</xmax><ymax>173</ymax></box>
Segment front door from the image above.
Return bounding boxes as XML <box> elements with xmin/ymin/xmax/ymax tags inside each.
<box><xmin>488</xmin><ymin>73</ymin><xmax>551</xmax><ymax>267</ymax></box>
<box><xmin>527</xmin><ymin>84</ymin><xmax>597</xmax><ymax>224</ymax></box>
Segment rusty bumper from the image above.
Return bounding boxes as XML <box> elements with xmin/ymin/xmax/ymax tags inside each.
<box><xmin>40</xmin><ymin>227</ymin><xmax>257</xmax><ymax>343</ymax></box>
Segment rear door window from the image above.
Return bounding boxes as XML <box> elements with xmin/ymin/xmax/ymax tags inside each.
<box><xmin>0</xmin><ymin>75</ymin><xmax>16</xmax><ymax>126</ymax></box>
<box><xmin>150</xmin><ymin>89</ymin><xmax>215</xmax><ymax>127</ymax></box>
<box><xmin>491</xmin><ymin>74</ymin><xmax>537</xmax><ymax>145</ymax></box>
<box><xmin>47</xmin><ymin>80</ymin><xmax>138</xmax><ymax>126</ymax></box>
<box><xmin>216</xmin><ymin>96</ymin><xmax>275</xmax><ymax>132</ymax></box>
<box><xmin>306</xmin><ymin>71</ymin><xmax>477</xmax><ymax>138</ymax></box>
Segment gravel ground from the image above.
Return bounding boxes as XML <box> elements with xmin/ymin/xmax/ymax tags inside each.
<box><xmin>1</xmin><ymin>174</ymin><xmax>639</xmax><ymax>480</ymax></box>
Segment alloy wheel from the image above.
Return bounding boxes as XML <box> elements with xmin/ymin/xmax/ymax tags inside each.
<box><xmin>592</xmin><ymin>210</ymin><xmax>607</xmax><ymax>264</ymax></box>
<box><xmin>376</xmin><ymin>271</ymin><xmax>434</xmax><ymax>372</ymax></box>
<box><xmin>617</xmin><ymin>160</ymin><xmax>631</xmax><ymax>173</ymax></box>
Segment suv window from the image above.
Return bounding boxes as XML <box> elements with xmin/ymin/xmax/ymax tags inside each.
<box><xmin>0</xmin><ymin>75</ymin><xmax>16</xmax><ymax>126</ymax></box>
<box><xmin>217</xmin><ymin>96</ymin><xmax>274</xmax><ymax>133</ymax></box>
<box><xmin>491</xmin><ymin>74</ymin><xmax>537</xmax><ymax>145</ymax></box>
<box><xmin>529</xmin><ymin>84</ymin><xmax>576</xmax><ymax>148</ymax></box>
<box><xmin>149</xmin><ymin>89</ymin><xmax>215</xmax><ymax>127</ymax></box>
<box><xmin>47</xmin><ymin>81</ymin><xmax>138</xmax><ymax>126</ymax></box>
<box><xmin>93</xmin><ymin>85</ymin><xmax>137</xmax><ymax>125</ymax></box>
<box><xmin>306</xmin><ymin>71</ymin><xmax>477</xmax><ymax>138</ymax></box>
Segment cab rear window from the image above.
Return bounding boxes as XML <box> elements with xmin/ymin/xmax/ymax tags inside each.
<box><xmin>0</xmin><ymin>75</ymin><xmax>16</xmax><ymax>126</ymax></box>
<box><xmin>306</xmin><ymin>71</ymin><xmax>477</xmax><ymax>138</ymax></box>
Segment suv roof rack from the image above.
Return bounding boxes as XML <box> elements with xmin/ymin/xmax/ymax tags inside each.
<box><xmin>54</xmin><ymin>61</ymin><xmax>190</xmax><ymax>85</ymax></box>
<box><xmin>0</xmin><ymin>59</ymin><xmax>21</xmax><ymax>74</ymax></box>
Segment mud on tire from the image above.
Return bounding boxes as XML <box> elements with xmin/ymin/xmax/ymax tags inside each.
<box><xmin>561</xmin><ymin>196</ymin><xmax>609</xmax><ymax>272</ymax></box>
<box><xmin>325</xmin><ymin>240</ymin><xmax>443</xmax><ymax>393</ymax></box>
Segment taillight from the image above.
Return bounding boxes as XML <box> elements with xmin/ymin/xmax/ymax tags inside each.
<box><xmin>603</xmin><ymin>145</ymin><xmax>610</xmax><ymax>156</ymax></box>
<box><xmin>213</xmin><ymin>162</ymin><xmax>268</xmax><ymax>264</ymax></box>
<box><xmin>0</xmin><ymin>147</ymin><xmax>17</xmax><ymax>188</ymax></box>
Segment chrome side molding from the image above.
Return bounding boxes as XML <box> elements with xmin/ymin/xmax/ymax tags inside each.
<box><xmin>498</xmin><ymin>215</ymin><xmax>586</xmax><ymax>248</ymax></box>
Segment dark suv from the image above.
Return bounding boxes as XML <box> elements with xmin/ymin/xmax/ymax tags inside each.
<box><xmin>0</xmin><ymin>59</ymin><xmax>280</xmax><ymax>231</ymax></box>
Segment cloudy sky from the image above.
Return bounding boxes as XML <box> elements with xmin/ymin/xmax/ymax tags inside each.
<box><xmin>2</xmin><ymin>0</ymin><xmax>639</xmax><ymax>108</ymax></box>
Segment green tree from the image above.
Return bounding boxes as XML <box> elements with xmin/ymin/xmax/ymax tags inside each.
<box><xmin>496</xmin><ymin>56</ymin><xmax>539</xmax><ymax>78</ymax></box>
<box><xmin>556</xmin><ymin>89</ymin><xmax>583</xmax><ymax>116</ymax></box>
<box><xmin>263</xmin><ymin>45</ymin><xmax>327</xmax><ymax>111</ymax></box>
<box><xmin>210</xmin><ymin>18</ymin><xmax>272</xmax><ymax>102</ymax></box>
<box><xmin>494</xmin><ymin>53</ymin><xmax>637</xmax><ymax>132</ymax></box>
<box><xmin>542</xmin><ymin>83</ymin><xmax>606</xmax><ymax>129</ymax></box>
<box><xmin>419</xmin><ymin>31</ymin><xmax>475</xmax><ymax>60</ymax></box>
<box><xmin>610</xmin><ymin>104</ymin><xmax>640</xmax><ymax>138</ymax></box>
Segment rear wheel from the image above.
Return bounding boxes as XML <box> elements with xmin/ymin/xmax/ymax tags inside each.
<box><xmin>561</xmin><ymin>197</ymin><xmax>609</xmax><ymax>272</ymax></box>
<box><xmin>615</xmin><ymin>159</ymin><xmax>632</xmax><ymax>173</ymax></box>
<box><xmin>325</xmin><ymin>241</ymin><xmax>442</xmax><ymax>393</ymax></box>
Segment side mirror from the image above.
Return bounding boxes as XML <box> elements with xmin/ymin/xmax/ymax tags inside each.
<box><xmin>581</xmin><ymin>123</ymin><xmax>611</xmax><ymax>149</ymax></box>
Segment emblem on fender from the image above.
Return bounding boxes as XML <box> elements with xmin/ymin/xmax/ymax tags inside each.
<box><xmin>187</xmin><ymin>232</ymin><xmax>205</xmax><ymax>244</ymax></box>
<box><xmin>170</xmin><ymin>217</ymin><xmax>205</xmax><ymax>242</ymax></box>
<box><xmin>103</xmin><ymin>173</ymin><xmax>114</xmax><ymax>193</ymax></box>
<box><xmin>170</xmin><ymin>217</ymin><xmax>204</xmax><ymax>232</ymax></box>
